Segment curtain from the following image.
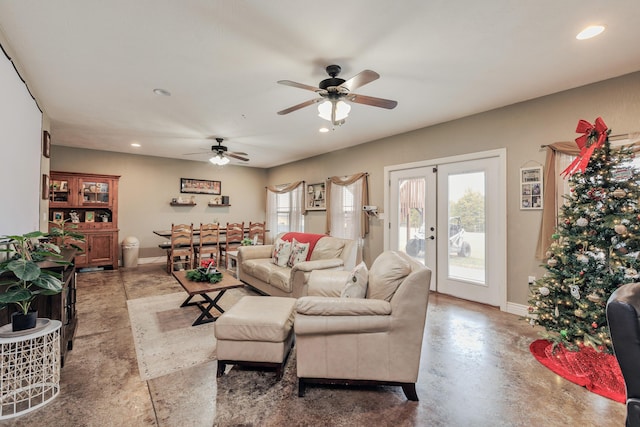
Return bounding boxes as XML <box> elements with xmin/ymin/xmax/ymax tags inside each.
<box><xmin>266</xmin><ymin>181</ymin><xmax>304</xmax><ymax>243</ymax></box>
<box><xmin>326</xmin><ymin>172</ymin><xmax>369</xmax><ymax>239</ymax></box>
<box><xmin>536</xmin><ymin>136</ymin><xmax>640</xmax><ymax>259</ymax></box>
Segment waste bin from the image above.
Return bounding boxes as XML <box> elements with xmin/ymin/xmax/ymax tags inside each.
<box><xmin>122</xmin><ymin>236</ymin><xmax>140</xmax><ymax>268</ymax></box>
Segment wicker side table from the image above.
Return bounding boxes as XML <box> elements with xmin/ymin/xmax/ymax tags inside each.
<box><xmin>0</xmin><ymin>320</ymin><xmax>61</xmax><ymax>419</ymax></box>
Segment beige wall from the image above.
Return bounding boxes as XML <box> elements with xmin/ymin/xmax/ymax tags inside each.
<box><xmin>267</xmin><ymin>71</ymin><xmax>640</xmax><ymax>306</ymax></box>
<box><xmin>50</xmin><ymin>147</ymin><xmax>267</xmax><ymax>258</ymax></box>
<box><xmin>47</xmin><ymin>71</ymin><xmax>640</xmax><ymax>306</ymax></box>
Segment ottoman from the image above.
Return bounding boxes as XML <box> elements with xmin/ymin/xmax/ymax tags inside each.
<box><xmin>215</xmin><ymin>296</ymin><xmax>296</xmax><ymax>380</ymax></box>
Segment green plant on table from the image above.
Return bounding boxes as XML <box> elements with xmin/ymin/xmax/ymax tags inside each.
<box><xmin>241</xmin><ymin>238</ymin><xmax>253</xmax><ymax>246</ymax></box>
<box><xmin>186</xmin><ymin>266</ymin><xmax>223</xmax><ymax>284</ymax></box>
<box><xmin>48</xmin><ymin>219</ymin><xmax>85</xmax><ymax>251</ymax></box>
<box><xmin>0</xmin><ymin>231</ymin><xmax>69</xmax><ymax>315</ymax></box>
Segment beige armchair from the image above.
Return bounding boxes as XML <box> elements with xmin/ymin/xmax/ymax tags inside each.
<box><xmin>294</xmin><ymin>251</ymin><xmax>432</xmax><ymax>401</ymax></box>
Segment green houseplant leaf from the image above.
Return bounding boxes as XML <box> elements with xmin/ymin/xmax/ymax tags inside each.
<box><xmin>0</xmin><ymin>231</ymin><xmax>73</xmax><ymax>316</ymax></box>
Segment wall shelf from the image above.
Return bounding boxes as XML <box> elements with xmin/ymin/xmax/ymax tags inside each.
<box><xmin>208</xmin><ymin>203</ymin><xmax>231</xmax><ymax>207</ymax></box>
<box><xmin>170</xmin><ymin>202</ymin><xmax>196</xmax><ymax>206</ymax></box>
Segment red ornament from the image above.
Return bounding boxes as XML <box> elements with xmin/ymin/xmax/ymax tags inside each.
<box><xmin>580</xmin><ymin>271</ymin><xmax>585</xmax><ymax>276</ymax></box>
<box><xmin>592</xmin><ymin>322</ymin><xmax>598</xmax><ymax>328</ymax></box>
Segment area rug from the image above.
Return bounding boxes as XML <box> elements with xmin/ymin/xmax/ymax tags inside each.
<box><xmin>127</xmin><ymin>292</ymin><xmax>219</xmax><ymax>380</ymax></box>
<box><xmin>530</xmin><ymin>339</ymin><xmax>625</xmax><ymax>403</ymax></box>
<box><xmin>214</xmin><ymin>350</ymin><xmax>417</xmax><ymax>427</ymax></box>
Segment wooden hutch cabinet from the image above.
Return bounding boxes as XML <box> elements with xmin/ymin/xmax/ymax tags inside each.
<box><xmin>49</xmin><ymin>171</ymin><xmax>120</xmax><ymax>270</ymax></box>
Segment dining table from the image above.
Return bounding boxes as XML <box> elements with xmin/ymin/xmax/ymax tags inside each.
<box><xmin>153</xmin><ymin>227</ymin><xmax>266</xmax><ymax>249</ymax></box>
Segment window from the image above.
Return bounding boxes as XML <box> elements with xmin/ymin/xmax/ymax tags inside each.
<box><xmin>328</xmin><ymin>173</ymin><xmax>368</xmax><ymax>239</ymax></box>
<box><xmin>266</xmin><ymin>182</ymin><xmax>304</xmax><ymax>241</ymax></box>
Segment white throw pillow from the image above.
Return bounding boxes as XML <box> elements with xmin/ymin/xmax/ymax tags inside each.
<box><xmin>272</xmin><ymin>239</ymin><xmax>292</xmax><ymax>267</ymax></box>
<box><xmin>341</xmin><ymin>261</ymin><xmax>368</xmax><ymax>298</ymax></box>
<box><xmin>287</xmin><ymin>238</ymin><xmax>310</xmax><ymax>267</ymax></box>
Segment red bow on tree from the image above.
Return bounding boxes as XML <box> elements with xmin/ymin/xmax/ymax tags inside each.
<box><xmin>561</xmin><ymin>117</ymin><xmax>610</xmax><ymax>178</ymax></box>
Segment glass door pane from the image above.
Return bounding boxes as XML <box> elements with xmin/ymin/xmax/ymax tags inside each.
<box><xmin>398</xmin><ymin>177</ymin><xmax>426</xmax><ymax>264</ymax></box>
<box><xmin>389</xmin><ymin>166</ymin><xmax>436</xmax><ymax>291</ymax></box>
<box><xmin>447</xmin><ymin>172</ymin><xmax>486</xmax><ymax>284</ymax></box>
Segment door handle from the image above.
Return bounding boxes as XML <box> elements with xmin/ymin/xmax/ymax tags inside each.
<box><xmin>428</xmin><ymin>236</ymin><xmax>435</xmax><ymax>240</ymax></box>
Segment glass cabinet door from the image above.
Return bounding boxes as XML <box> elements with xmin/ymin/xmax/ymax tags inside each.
<box><xmin>79</xmin><ymin>179</ymin><xmax>111</xmax><ymax>205</ymax></box>
<box><xmin>50</xmin><ymin>178</ymin><xmax>71</xmax><ymax>204</ymax></box>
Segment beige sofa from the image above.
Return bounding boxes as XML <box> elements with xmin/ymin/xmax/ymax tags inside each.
<box><xmin>294</xmin><ymin>251</ymin><xmax>432</xmax><ymax>400</ymax></box>
<box><xmin>237</xmin><ymin>233</ymin><xmax>358</xmax><ymax>298</ymax></box>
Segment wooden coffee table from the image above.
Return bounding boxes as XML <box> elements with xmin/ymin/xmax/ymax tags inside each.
<box><xmin>172</xmin><ymin>270</ymin><xmax>244</xmax><ymax>326</ymax></box>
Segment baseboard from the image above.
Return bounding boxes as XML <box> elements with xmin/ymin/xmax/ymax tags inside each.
<box><xmin>506</xmin><ymin>302</ymin><xmax>529</xmax><ymax>317</ymax></box>
<box><xmin>138</xmin><ymin>256</ymin><xmax>166</xmax><ymax>265</ymax></box>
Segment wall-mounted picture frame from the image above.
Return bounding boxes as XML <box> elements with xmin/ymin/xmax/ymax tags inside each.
<box><xmin>180</xmin><ymin>178</ymin><xmax>221</xmax><ymax>195</ymax></box>
<box><xmin>306</xmin><ymin>182</ymin><xmax>326</xmax><ymax>211</ymax></box>
<box><xmin>42</xmin><ymin>174</ymin><xmax>49</xmax><ymax>200</ymax></box>
<box><xmin>85</xmin><ymin>211</ymin><xmax>95</xmax><ymax>222</ymax></box>
<box><xmin>42</xmin><ymin>130</ymin><xmax>51</xmax><ymax>158</ymax></box>
<box><xmin>520</xmin><ymin>166</ymin><xmax>543</xmax><ymax>210</ymax></box>
<box><xmin>53</xmin><ymin>211</ymin><xmax>64</xmax><ymax>224</ymax></box>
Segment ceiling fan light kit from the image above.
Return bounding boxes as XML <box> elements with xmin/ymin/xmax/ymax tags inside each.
<box><xmin>209</xmin><ymin>154</ymin><xmax>230</xmax><ymax>166</ymax></box>
<box><xmin>318</xmin><ymin>99</ymin><xmax>351</xmax><ymax>123</ymax></box>
<box><xmin>277</xmin><ymin>64</ymin><xmax>397</xmax><ymax>126</ymax></box>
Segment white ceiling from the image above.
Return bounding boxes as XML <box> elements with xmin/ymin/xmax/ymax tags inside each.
<box><xmin>1</xmin><ymin>1</ymin><xmax>639</xmax><ymax>168</ymax></box>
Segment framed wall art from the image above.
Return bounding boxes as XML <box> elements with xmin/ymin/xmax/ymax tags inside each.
<box><xmin>520</xmin><ymin>166</ymin><xmax>543</xmax><ymax>210</ymax></box>
<box><xmin>306</xmin><ymin>182</ymin><xmax>326</xmax><ymax>211</ymax></box>
<box><xmin>180</xmin><ymin>178</ymin><xmax>221</xmax><ymax>195</ymax></box>
<box><xmin>42</xmin><ymin>174</ymin><xmax>49</xmax><ymax>200</ymax></box>
<box><xmin>85</xmin><ymin>211</ymin><xmax>95</xmax><ymax>223</ymax></box>
<box><xmin>42</xmin><ymin>130</ymin><xmax>51</xmax><ymax>158</ymax></box>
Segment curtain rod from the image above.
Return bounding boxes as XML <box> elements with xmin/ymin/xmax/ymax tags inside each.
<box><xmin>540</xmin><ymin>132</ymin><xmax>636</xmax><ymax>148</ymax></box>
<box><xmin>327</xmin><ymin>172</ymin><xmax>369</xmax><ymax>179</ymax></box>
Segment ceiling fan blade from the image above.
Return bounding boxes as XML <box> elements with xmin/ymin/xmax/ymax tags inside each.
<box><xmin>277</xmin><ymin>80</ymin><xmax>320</xmax><ymax>92</ymax></box>
<box><xmin>226</xmin><ymin>152</ymin><xmax>249</xmax><ymax>161</ymax></box>
<box><xmin>348</xmin><ymin>93</ymin><xmax>398</xmax><ymax>109</ymax></box>
<box><xmin>182</xmin><ymin>151</ymin><xmax>208</xmax><ymax>155</ymax></box>
<box><xmin>277</xmin><ymin>98</ymin><xmax>322</xmax><ymax>115</ymax></box>
<box><xmin>229</xmin><ymin>151</ymin><xmax>248</xmax><ymax>156</ymax></box>
<box><xmin>340</xmin><ymin>70</ymin><xmax>379</xmax><ymax>92</ymax></box>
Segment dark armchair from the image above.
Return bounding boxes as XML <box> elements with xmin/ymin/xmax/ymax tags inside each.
<box><xmin>606</xmin><ymin>283</ymin><xmax>640</xmax><ymax>427</ymax></box>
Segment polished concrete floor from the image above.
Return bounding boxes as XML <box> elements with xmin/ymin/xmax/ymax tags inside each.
<box><xmin>2</xmin><ymin>263</ymin><xmax>626</xmax><ymax>426</ymax></box>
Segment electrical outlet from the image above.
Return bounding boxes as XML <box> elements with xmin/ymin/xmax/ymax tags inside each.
<box><xmin>528</xmin><ymin>276</ymin><xmax>536</xmax><ymax>284</ymax></box>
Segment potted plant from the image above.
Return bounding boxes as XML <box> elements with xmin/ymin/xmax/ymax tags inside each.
<box><xmin>0</xmin><ymin>231</ymin><xmax>69</xmax><ymax>331</ymax></box>
<box><xmin>48</xmin><ymin>219</ymin><xmax>85</xmax><ymax>251</ymax></box>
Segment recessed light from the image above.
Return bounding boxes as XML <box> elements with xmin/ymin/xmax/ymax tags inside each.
<box><xmin>319</xmin><ymin>127</ymin><xmax>329</xmax><ymax>133</ymax></box>
<box><xmin>131</xmin><ymin>143</ymin><xmax>141</xmax><ymax>147</ymax></box>
<box><xmin>576</xmin><ymin>25</ymin><xmax>605</xmax><ymax>40</ymax></box>
<box><xmin>153</xmin><ymin>88</ymin><xmax>171</xmax><ymax>96</ymax></box>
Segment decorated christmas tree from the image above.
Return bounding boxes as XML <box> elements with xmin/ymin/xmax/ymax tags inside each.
<box><xmin>528</xmin><ymin>117</ymin><xmax>640</xmax><ymax>353</ymax></box>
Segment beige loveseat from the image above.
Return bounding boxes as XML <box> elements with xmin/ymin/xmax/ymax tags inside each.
<box><xmin>237</xmin><ymin>233</ymin><xmax>358</xmax><ymax>298</ymax></box>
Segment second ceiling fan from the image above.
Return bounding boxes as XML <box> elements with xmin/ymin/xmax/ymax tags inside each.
<box><xmin>184</xmin><ymin>138</ymin><xmax>249</xmax><ymax>165</ymax></box>
<box><xmin>277</xmin><ymin>65</ymin><xmax>398</xmax><ymax>126</ymax></box>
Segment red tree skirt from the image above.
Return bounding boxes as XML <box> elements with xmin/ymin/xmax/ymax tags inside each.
<box><xmin>530</xmin><ymin>339</ymin><xmax>626</xmax><ymax>403</ymax></box>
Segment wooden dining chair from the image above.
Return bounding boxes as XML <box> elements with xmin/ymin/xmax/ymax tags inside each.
<box><xmin>167</xmin><ymin>223</ymin><xmax>194</xmax><ymax>274</ymax></box>
<box><xmin>196</xmin><ymin>223</ymin><xmax>220</xmax><ymax>268</ymax></box>
<box><xmin>220</xmin><ymin>222</ymin><xmax>244</xmax><ymax>269</ymax></box>
<box><xmin>249</xmin><ymin>221</ymin><xmax>266</xmax><ymax>245</ymax></box>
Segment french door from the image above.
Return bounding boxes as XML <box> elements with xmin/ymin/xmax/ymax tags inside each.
<box><xmin>388</xmin><ymin>166</ymin><xmax>437</xmax><ymax>291</ymax></box>
<box><xmin>386</xmin><ymin>150</ymin><xmax>506</xmax><ymax>309</ymax></box>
